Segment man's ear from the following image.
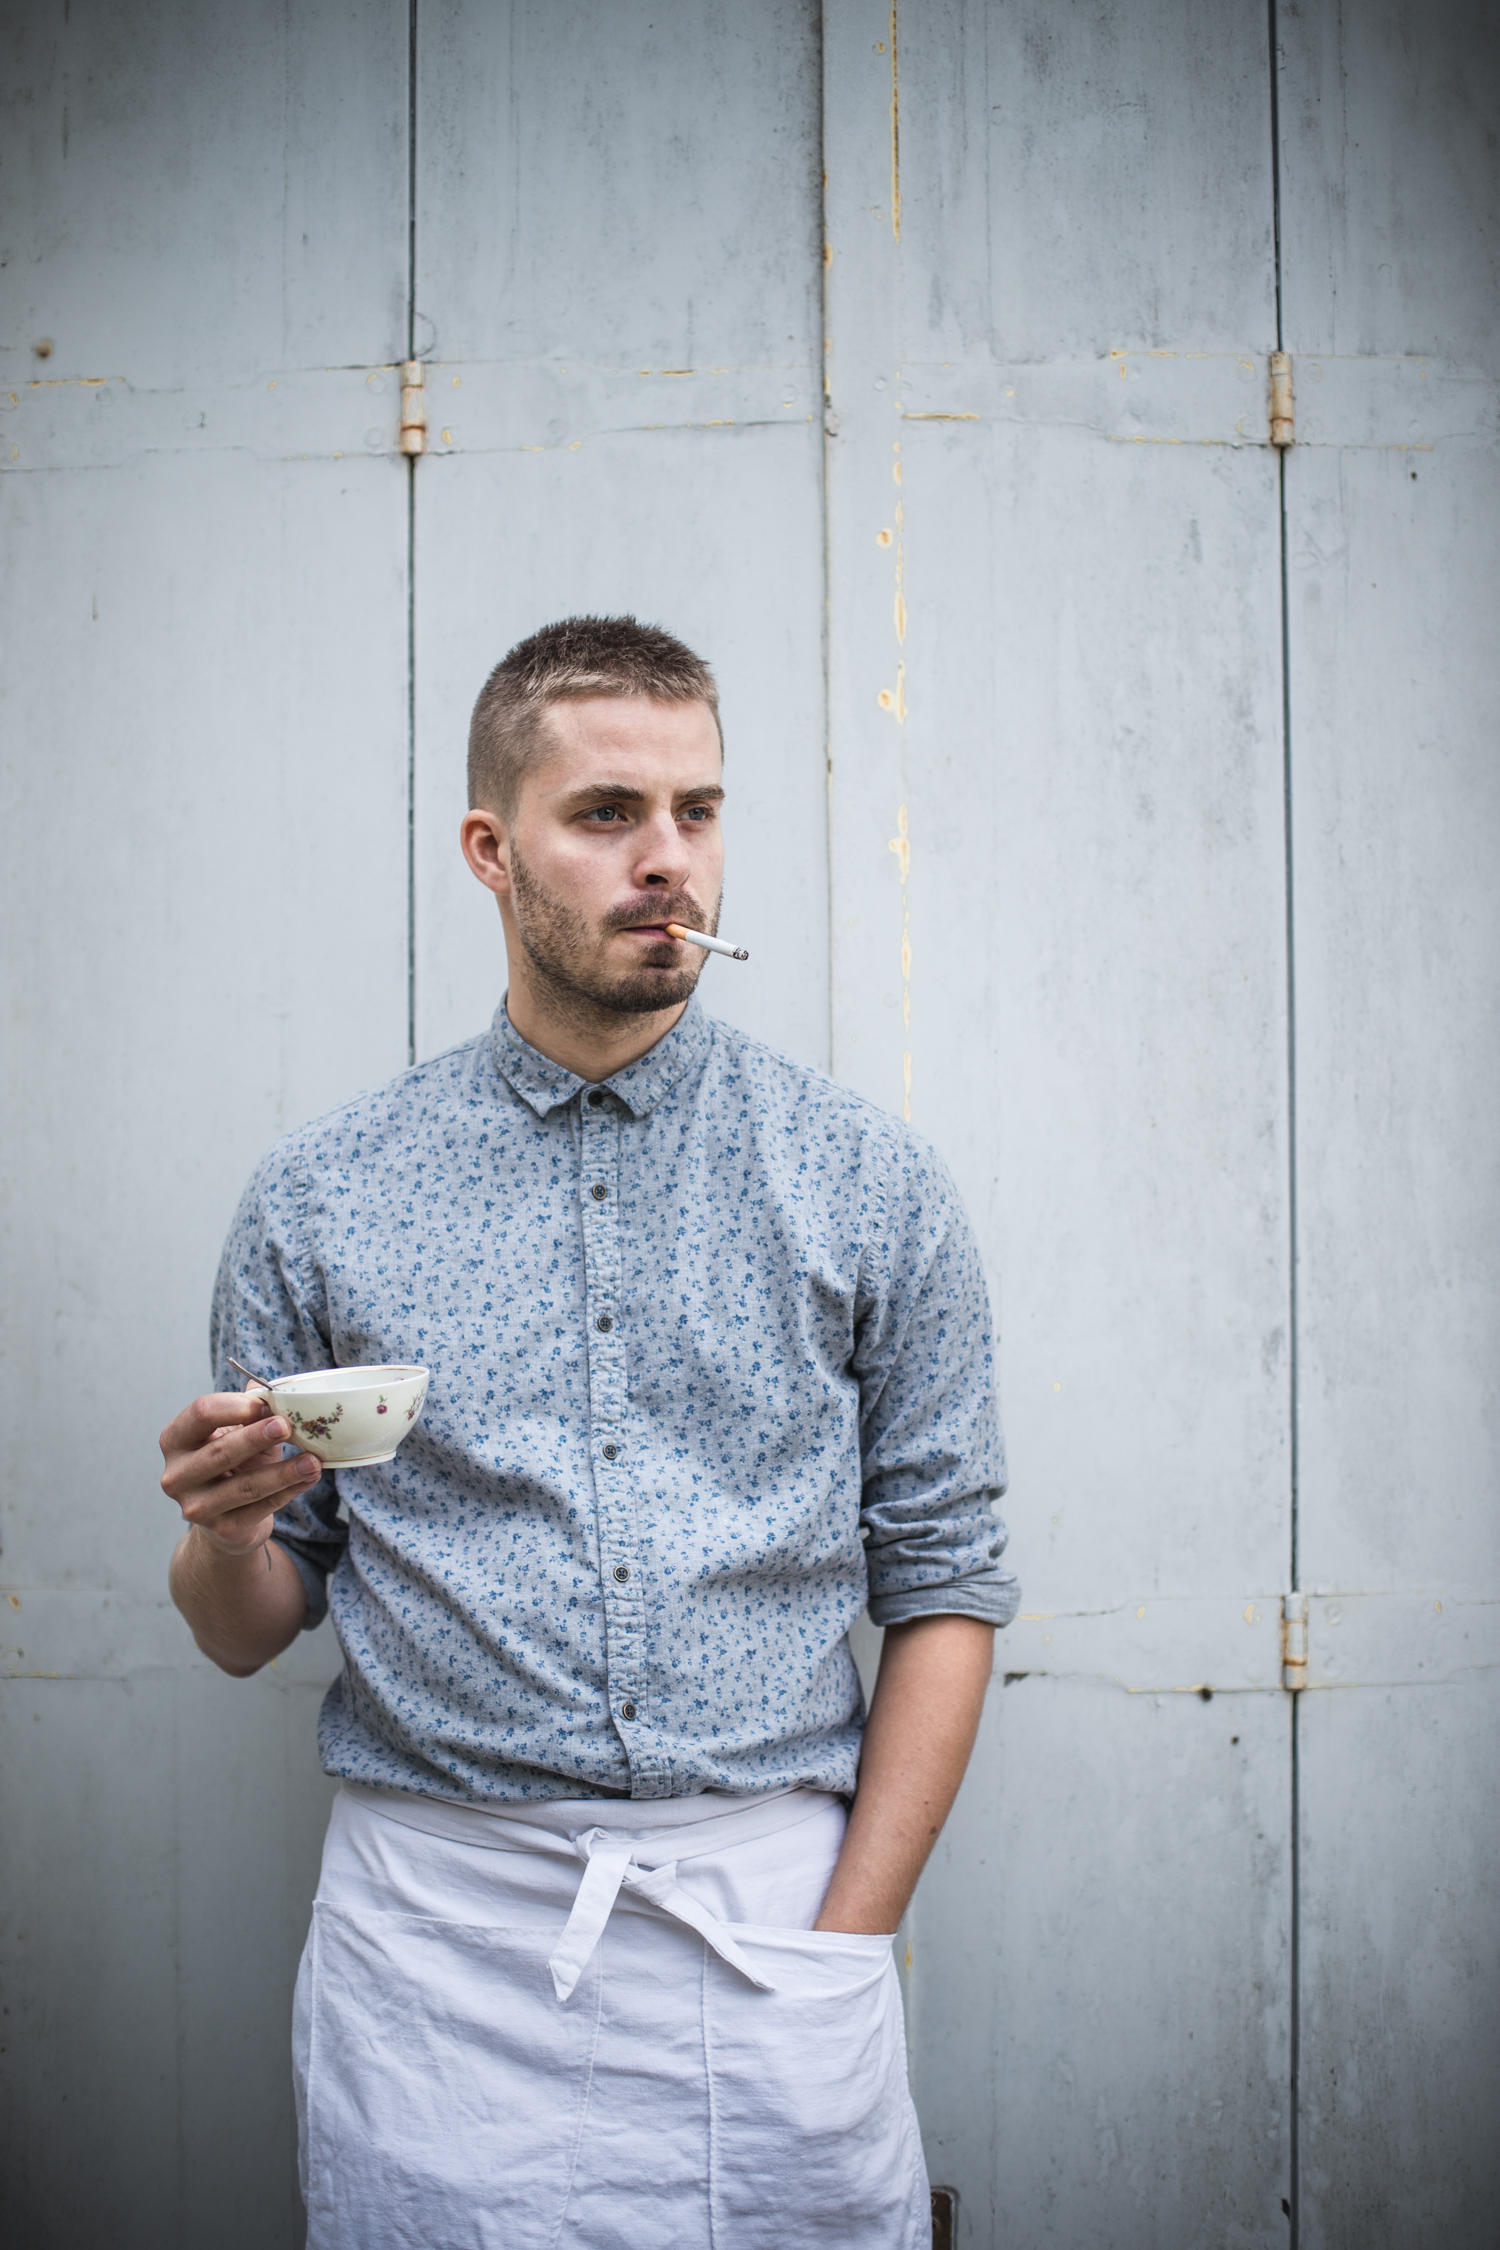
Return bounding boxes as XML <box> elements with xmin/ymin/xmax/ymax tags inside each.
<box><xmin>460</xmin><ymin>807</ymin><xmax>511</xmax><ymax>898</ymax></box>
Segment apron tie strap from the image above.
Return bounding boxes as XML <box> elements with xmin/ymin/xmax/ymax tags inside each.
<box><xmin>547</xmin><ymin>1828</ymin><xmax>778</xmax><ymax>2003</ymax></box>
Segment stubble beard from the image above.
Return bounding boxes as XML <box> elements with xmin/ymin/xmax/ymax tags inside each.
<box><xmin>508</xmin><ymin>844</ymin><xmax>713</xmax><ymax>1034</ymax></box>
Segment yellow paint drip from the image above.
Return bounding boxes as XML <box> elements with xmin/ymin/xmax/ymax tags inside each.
<box><xmin>889</xmin><ymin>0</ymin><xmax>901</xmax><ymax>243</ymax></box>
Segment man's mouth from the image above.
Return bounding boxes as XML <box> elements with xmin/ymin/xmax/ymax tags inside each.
<box><xmin>616</xmin><ymin>916</ymin><xmax>701</xmax><ymax>940</ymax></box>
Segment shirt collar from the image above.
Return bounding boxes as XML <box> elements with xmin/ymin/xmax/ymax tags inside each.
<box><xmin>489</xmin><ymin>994</ymin><xmax>713</xmax><ymax>1120</ymax></box>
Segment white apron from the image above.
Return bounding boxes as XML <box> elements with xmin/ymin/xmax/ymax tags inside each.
<box><xmin>293</xmin><ymin>1783</ymin><xmax>930</xmax><ymax>2249</ymax></box>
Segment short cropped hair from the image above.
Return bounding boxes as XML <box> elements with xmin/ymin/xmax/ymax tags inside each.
<box><xmin>467</xmin><ymin>614</ymin><xmax>721</xmax><ymax>817</ymax></box>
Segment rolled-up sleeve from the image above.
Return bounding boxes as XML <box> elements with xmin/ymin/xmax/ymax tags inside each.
<box><xmin>855</xmin><ymin>1144</ymin><xmax>1018</xmax><ymax>1631</ymax></box>
<box><xmin>209</xmin><ymin>1149</ymin><xmax>348</xmax><ymax>1629</ymax></box>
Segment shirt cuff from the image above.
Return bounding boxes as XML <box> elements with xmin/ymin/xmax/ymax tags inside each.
<box><xmin>270</xmin><ymin>1531</ymin><xmax>332</xmax><ymax>1631</ymax></box>
<box><xmin>867</xmin><ymin>1576</ymin><xmax>1020</xmax><ymax>1631</ymax></box>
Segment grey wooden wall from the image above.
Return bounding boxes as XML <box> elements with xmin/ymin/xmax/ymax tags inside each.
<box><xmin>2</xmin><ymin>4</ymin><xmax>1495</xmax><ymax>2246</ymax></box>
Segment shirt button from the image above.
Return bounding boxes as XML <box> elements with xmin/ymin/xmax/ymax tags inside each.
<box><xmin>613</xmin><ymin>1563</ymin><xmax>630</xmax><ymax>1583</ymax></box>
<box><xmin>595</xmin><ymin>1314</ymin><xmax>613</xmax><ymax>1333</ymax></box>
<box><xmin>587</xmin><ymin>1089</ymin><xmax>607</xmax><ymax>1108</ymax></box>
<box><xmin>590</xmin><ymin>1182</ymin><xmax>608</xmax><ymax>1201</ymax></box>
<box><xmin>601</xmin><ymin>1442</ymin><xmax>619</xmax><ymax>1461</ymax></box>
<box><xmin>620</xmin><ymin>1702</ymin><xmax>637</xmax><ymax>1722</ymax></box>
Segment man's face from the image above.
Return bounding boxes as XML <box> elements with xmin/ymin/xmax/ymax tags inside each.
<box><xmin>483</xmin><ymin>695</ymin><xmax>726</xmax><ymax>1019</ymax></box>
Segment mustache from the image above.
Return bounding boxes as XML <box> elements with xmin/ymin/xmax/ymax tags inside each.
<box><xmin>604</xmin><ymin>896</ymin><xmax>711</xmax><ymax>934</ymax></box>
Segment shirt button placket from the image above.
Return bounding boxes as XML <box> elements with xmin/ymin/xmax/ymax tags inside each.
<box><xmin>580</xmin><ymin>1090</ymin><xmax>644</xmax><ymax>1769</ymax></box>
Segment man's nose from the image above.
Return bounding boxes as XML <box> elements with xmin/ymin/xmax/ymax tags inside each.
<box><xmin>632</xmin><ymin>810</ymin><xmax>692</xmax><ymax>890</ymax></box>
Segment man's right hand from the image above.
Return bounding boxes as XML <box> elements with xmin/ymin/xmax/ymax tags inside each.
<box><xmin>160</xmin><ymin>1389</ymin><xmax>323</xmax><ymax>1553</ymax></box>
<box><xmin>161</xmin><ymin>1393</ymin><xmax>321</xmax><ymax>1674</ymax></box>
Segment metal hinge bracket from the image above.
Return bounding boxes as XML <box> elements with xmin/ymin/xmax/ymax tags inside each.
<box><xmin>399</xmin><ymin>360</ymin><xmax>427</xmax><ymax>456</ymax></box>
<box><xmin>1269</xmin><ymin>351</ymin><xmax>1294</xmax><ymax>447</ymax></box>
<box><xmin>1281</xmin><ymin>1591</ymin><xmax>1308</xmax><ymax>1690</ymax></box>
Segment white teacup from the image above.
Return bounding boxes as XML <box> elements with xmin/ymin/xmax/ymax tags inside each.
<box><xmin>251</xmin><ymin>1364</ymin><xmax>430</xmax><ymax>1468</ymax></box>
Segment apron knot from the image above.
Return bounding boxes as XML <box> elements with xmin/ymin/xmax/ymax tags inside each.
<box><xmin>547</xmin><ymin>1828</ymin><xmax>777</xmax><ymax>2004</ymax></box>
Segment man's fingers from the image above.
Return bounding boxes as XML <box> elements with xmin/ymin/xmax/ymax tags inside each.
<box><xmin>175</xmin><ymin>1452</ymin><xmax>322</xmax><ymax>1529</ymax></box>
<box><xmin>163</xmin><ymin>1424</ymin><xmax>322</xmax><ymax>1512</ymax></box>
<box><xmin>159</xmin><ymin>1389</ymin><xmax>273</xmax><ymax>1461</ymax></box>
<box><xmin>187</xmin><ymin>1491</ymin><xmax>299</xmax><ymax>1557</ymax></box>
<box><xmin>161</xmin><ymin>1407</ymin><xmax>290</xmax><ymax>1496</ymax></box>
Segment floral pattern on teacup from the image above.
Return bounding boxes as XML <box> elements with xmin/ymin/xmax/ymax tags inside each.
<box><xmin>289</xmin><ymin>1402</ymin><xmax>344</xmax><ymax>1442</ymax></box>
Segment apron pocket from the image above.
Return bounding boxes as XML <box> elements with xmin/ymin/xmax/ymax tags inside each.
<box><xmin>703</xmin><ymin>1925</ymin><xmax>929</xmax><ymax>2248</ymax></box>
<box><xmin>301</xmin><ymin>1903</ymin><xmax>602</xmax><ymax>2250</ymax></box>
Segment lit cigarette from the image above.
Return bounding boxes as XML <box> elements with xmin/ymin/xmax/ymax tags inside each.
<box><xmin>665</xmin><ymin>922</ymin><xmax>749</xmax><ymax>962</ymax></box>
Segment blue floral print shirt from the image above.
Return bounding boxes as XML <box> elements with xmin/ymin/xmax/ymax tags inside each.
<box><xmin>212</xmin><ymin>998</ymin><xmax>1017</xmax><ymax>1805</ymax></box>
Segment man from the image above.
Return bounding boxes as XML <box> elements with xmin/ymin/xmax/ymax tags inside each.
<box><xmin>161</xmin><ymin>615</ymin><xmax>1018</xmax><ymax>2248</ymax></box>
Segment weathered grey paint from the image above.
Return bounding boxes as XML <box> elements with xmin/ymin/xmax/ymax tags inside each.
<box><xmin>2</xmin><ymin>3</ymin><xmax>1495</xmax><ymax>2246</ymax></box>
<box><xmin>822</xmin><ymin>2</ymin><xmax>1295</xmax><ymax>2237</ymax></box>
<box><xmin>2</xmin><ymin>4</ymin><xmax>412</xmax><ymax>2240</ymax></box>
<box><xmin>409</xmin><ymin>0</ymin><xmax>830</xmax><ymax>1070</ymax></box>
<box><xmin>1278</xmin><ymin>7</ymin><xmax>1500</xmax><ymax>2243</ymax></box>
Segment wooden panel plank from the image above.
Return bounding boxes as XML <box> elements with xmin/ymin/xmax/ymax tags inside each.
<box><xmin>1287</xmin><ymin>436</ymin><xmax>1500</xmax><ymax>1595</ymax></box>
<box><xmin>1</xmin><ymin>0</ymin><xmax>410</xmax><ymax>386</ymax></box>
<box><xmin>1280</xmin><ymin>10</ymin><xmax>1500</xmax><ymax>2226</ymax></box>
<box><xmin>411</xmin><ymin>0</ymin><xmax>829</xmax><ymax>1069</ymax></box>
<box><xmin>0</xmin><ymin>1660</ymin><xmax>338</xmax><ymax>2250</ymax></box>
<box><xmin>1278</xmin><ymin>0</ymin><xmax>1500</xmax><ymax>363</ymax></box>
<box><xmin>1</xmin><ymin>454</ymin><xmax>411</xmax><ymax>1595</ymax></box>
<box><xmin>824</xmin><ymin>3</ymin><xmax>1293</xmax><ymax>2237</ymax></box>
<box><xmin>1298</xmin><ymin>1683</ymin><xmax>1500</xmax><ymax>2250</ymax></box>
<box><xmin>1279</xmin><ymin>7</ymin><xmax>1500</xmax><ymax>2234</ymax></box>
<box><xmin>895</xmin><ymin>0</ymin><xmax>1276</xmax><ymax>366</ymax></box>
<box><xmin>0</xmin><ymin>9</ymin><xmax>410</xmax><ymax>2242</ymax></box>
<box><xmin>910</xmin><ymin>1676</ymin><xmax>1292</xmax><ymax>2248</ymax></box>
<box><xmin>417</xmin><ymin>0</ymin><xmax>821</xmax><ymax>372</ymax></box>
<box><xmin>825</xmin><ymin>0</ymin><xmax>1289</xmax><ymax>1601</ymax></box>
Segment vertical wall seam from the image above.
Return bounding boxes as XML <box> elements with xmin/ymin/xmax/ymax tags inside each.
<box><xmin>405</xmin><ymin>0</ymin><xmax>419</xmax><ymax>1069</ymax></box>
<box><xmin>818</xmin><ymin>3</ymin><xmax>835</xmax><ymax>1079</ymax></box>
<box><xmin>1269</xmin><ymin>3</ymin><xmax>1301</xmax><ymax>2243</ymax></box>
